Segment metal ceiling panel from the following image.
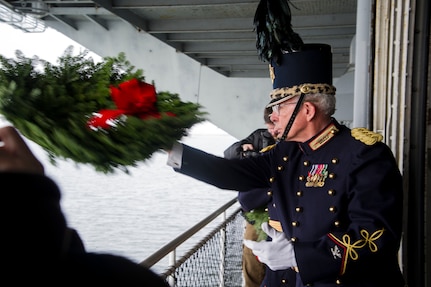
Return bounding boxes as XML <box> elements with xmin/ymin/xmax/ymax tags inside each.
<box><xmin>2</xmin><ymin>0</ymin><xmax>357</xmax><ymax>78</ymax></box>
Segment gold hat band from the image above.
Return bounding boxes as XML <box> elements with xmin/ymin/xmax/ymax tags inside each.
<box><xmin>267</xmin><ymin>83</ymin><xmax>336</xmax><ymax>107</ymax></box>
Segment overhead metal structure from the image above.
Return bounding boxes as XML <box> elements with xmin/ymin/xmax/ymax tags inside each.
<box><xmin>0</xmin><ymin>0</ymin><xmax>357</xmax><ymax>78</ymax></box>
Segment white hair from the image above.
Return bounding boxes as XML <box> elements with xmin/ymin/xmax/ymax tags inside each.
<box><xmin>304</xmin><ymin>93</ymin><xmax>336</xmax><ymax>116</ymax></box>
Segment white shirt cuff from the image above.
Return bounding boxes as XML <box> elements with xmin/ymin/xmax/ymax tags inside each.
<box><xmin>166</xmin><ymin>141</ymin><xmax>183</xmax><ymax>168</ymax></box>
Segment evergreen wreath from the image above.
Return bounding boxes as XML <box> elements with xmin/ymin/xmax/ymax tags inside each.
<box><xmin>0</xmin><ymin>47</ymin><xmax>206</xmax><ymax>174</ymax></box>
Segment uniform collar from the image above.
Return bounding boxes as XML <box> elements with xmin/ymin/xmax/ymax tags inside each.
<box><xmin>299</xmin><ymin>119</ymin><xmax>340</xmax><ymax>153</ymax></box>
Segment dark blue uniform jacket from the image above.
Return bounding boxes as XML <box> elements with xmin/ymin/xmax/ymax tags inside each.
<box><xmin>175</xmin><ymin>120</ymin><xmax>405</xmax><ymax>287</ymax></box>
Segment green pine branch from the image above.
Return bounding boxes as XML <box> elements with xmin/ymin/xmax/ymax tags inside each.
<box><xmin>0</xmin><ymin>46</ymin><xmax>206</xmax><ymax>173</ymax></box>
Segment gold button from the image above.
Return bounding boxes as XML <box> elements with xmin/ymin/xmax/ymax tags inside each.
<box><xmin>334</xmin><ymin>221</ymin><xmax>340</xmax><ymax>227</ymax></box>
<box><xmin>291</xmin><ymin>237</ymin><xmax>297</xmax><ymax>242</ymax></box>
<box><xmin>303</xmin><ymin>160</ymin><xmax>310</xmax><ymax>166</ymax></box>
<box><xmin>299</xmin><ymin>175</ymin><xmax>305</xmax><ymax>181</ymax></box>
<box><xmin>281</xmin><ymin>279</ymin><xmax>286</xmax><ymax>283</ymax></box>
<box><xmin>328</xmin><ymin>189</ymin><xmax>336</xmax><ymax>196</ymax></box>
<box><xmin>292</xmin><ymin>221</ymin><xmax>299</xmax><ymax>227</ymax></box>
<box><xmin>295</xmin><ymin>207</ymin><xmax>303</xmax><ymax>213</ymax></box>
<box><xmin>283</xmin><ymin>156</ymin><xmax>289</xmax><ymax>162</ymax></box>
<box><xmin>328</xmin><ymin>173</ymin><xmax>336</xmax><ymax>179</ymax></box>
<box><xmin>277</xmin><ymin>165</ymin><xmax>284</xmax><ymax>171</ymax></box>
<box><xmin>267</xmin><ymin>190</ymin><xmax>273</xmax><ymax>196</ymax></box>
<box><xmin>269</xmin><ymin>177</ymin><xmax>275</xmax><ymax>183</ymax></box>
<box><xmin>265</xmin><ymin>207</ymin><xmax>269</xmax><ymax>212</ymax></box>
<box><xmin>296</xmin><ymin>191</ymin><xmax>303</xmax><ymax>197</ymax></box>
<box><xmin>329</xmin><ymin>206</ymin><xmax>337</xmax><ymax>212</ymax></box>
<box><xmin>272</xmin><ymin>203</ymin><xmax>276</xmax><ymax>208</ymax></box>
<box><xmin>336</xmin><ymin>279</ymin><xmax>342</xmax><ymax>285</ymax></box>
<box><xmin>331</xmin><ymin>158</ymin><xmax>339</xmax><ymax>164</ymax></box>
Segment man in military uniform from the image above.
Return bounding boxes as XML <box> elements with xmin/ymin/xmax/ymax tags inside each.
<box><xmin>167</xmin><ymin>43</ymin><xmax>405</xmax><ymax>287</ymax></box>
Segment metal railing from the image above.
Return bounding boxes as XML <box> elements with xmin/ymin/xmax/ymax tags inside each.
<box><xmin>140</xmin><ymin>198</ymin><xmax>245</xmax><ymax>287</ymax></box>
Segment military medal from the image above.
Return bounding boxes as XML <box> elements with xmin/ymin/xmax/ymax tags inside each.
<box><xmin>306</xmin><ymin>164</ymin><xmax>328</xmax><ymax>187</ymax></box>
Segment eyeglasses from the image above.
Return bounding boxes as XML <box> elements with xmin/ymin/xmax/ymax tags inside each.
<box><xmin>271</xmin><ymin>102</ymin><xmax>298</xmax><ymax>116</ymax></box>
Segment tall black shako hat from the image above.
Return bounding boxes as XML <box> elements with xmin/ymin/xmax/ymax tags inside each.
<box><xmin>253</xmin><ymin>0</ymin><xmax>336</xmax><ymax>108</ymax></box>
<box><xmin>268</xmin><ymin>43</ymin><xmax>336</xmax><ymax>106</ymax></box>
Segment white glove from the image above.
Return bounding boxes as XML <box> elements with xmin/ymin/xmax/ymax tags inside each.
<box><xmin>243</xmin><ymin>222</ymin><xmax>297</xmax><ymax>271</ymax></box>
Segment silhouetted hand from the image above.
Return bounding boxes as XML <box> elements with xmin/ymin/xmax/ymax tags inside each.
<box><xmin>0</xmin><ymin>126</ymin><xmax>44</xmax><ymax>174</ymax></box>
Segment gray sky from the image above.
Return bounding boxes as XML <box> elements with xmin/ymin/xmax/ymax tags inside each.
<box><xmin>0</xmin><ymin>22</ymin><xmax>99</xmax><ymax>62</ymax></box>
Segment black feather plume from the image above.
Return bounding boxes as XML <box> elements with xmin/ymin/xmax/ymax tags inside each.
<box><xmin>253</xmin><ymin>0</ymin><xmax>304</xmax><ymax>64</ymax></box>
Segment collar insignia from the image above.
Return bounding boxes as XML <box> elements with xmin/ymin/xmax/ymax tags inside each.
<box><xmin>309</xmin><ymin>123</ymin><xmax>339</xmax><ymax>150</ymax></box>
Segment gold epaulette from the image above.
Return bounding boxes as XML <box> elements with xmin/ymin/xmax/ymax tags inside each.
<box><xmin>351</xmin><ymin>128</ymin><xmax>383</xmax><ymax>145</ymax></box>
<box><xmin>259</xmin><ymin>143</ymin><xmax>277</xmax><ymax>153</ymax></box>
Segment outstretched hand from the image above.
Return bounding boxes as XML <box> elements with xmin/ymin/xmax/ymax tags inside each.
<box><xmin>0</xmin><ymin>126</ymin><xmax>44</xmax><ymax>174</ymax></box>
<box><xmin>243</xmin><ymin>222</ymin><xmax>297</xmax><ymax>271</ymax></box>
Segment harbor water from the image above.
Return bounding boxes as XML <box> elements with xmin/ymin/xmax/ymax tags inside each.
<box><xmin>29</xmin><ymin>121</ymin><xmax>241</xmax><ymax>268</ymax></box>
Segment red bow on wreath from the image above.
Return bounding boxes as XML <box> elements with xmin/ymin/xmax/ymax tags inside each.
<box><xmin>87</xmin><ymin>78</ymin><xmax>173</xmax><ymax>130</ymax></box>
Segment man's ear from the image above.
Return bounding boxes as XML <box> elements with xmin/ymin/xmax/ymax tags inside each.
<box><xmin>303</xmin><ymin>101</ymin><xmax>316</xmax><ymax>121</ymax></box>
